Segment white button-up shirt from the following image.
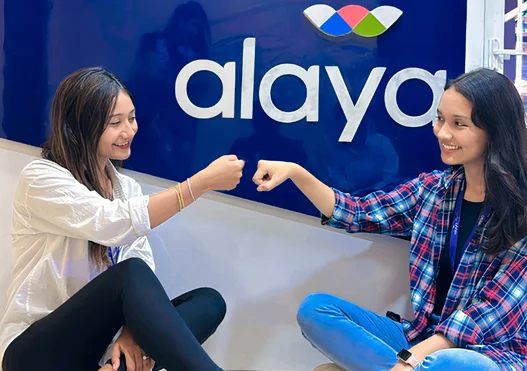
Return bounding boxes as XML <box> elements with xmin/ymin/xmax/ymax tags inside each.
<box><xmin>0</xmin><ymin>159</ymin><xmax>155</xmax><ymax>368</ymax></box>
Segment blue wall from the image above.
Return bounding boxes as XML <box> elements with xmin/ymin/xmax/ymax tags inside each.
<box><xmin>0</xmin><ymin>0</ymin><xmax>466</xmax><ymax>216</ymax></box>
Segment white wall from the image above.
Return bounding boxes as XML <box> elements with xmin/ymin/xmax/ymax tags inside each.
<box><xmin>0</xmin><ymin>138</ymin><xmax>412</xmax><ymax>371</ymax></box>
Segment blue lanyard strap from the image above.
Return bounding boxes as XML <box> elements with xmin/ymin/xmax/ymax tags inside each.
<box><xmin>108</xmin><ymin>246</ymin><xmax>121</xmax><ymax>267</ymax></box>
<box><xmin>449</xmin><ymin>182</ymin><xmax>490</xmax><ymax>274</ymax></box>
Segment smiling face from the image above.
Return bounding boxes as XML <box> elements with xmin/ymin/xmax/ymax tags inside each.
<box><xmin>433</xmin><ymin>87</ymin><xmax>488</xmax><ymax>168</ymax></box>
<box><xmin>97</xmin><ymin>91</ymin><xmax>138</xmax><ymax>163</ymax></box>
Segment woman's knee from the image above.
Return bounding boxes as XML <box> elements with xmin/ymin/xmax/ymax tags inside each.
<box><xmin>114</xmin><ymin>257</ymin><xmax>155</xmax><ymax>284</ymax></box>
<box><xmin>297</xmin><ymin>292</ymin><xmax>348</xmax><ymax>333</ymax></box>
<box><xmin>196</xmin><ymin>287</ymin><xmax>227</xmax><ymax>324</ymax></box>
<box><xmin>117</xmin><ymin>257</ymin><xmax>150</xmax><ymax>271</ymax></box>
<box><xmin>417</xmin><ymin>349</ymin><xmax>500</xmax><ymax>371</ymax></box>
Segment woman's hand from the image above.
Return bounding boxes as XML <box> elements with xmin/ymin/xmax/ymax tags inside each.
<box><xmin>195</xmin><ymin>155</ymin><xmax>245</xmax><ymax>192</ymax></box>
<box><xmin>147</xmin><ymin>154</ymin><xmax>244</xmax><ymax>228</ymax></box>
<box><xmin>111</xmin><ymin>326</ymin><xmax>155</xmax><ymax>371</ymax></box>
<box><xmin>252</xmin><ymin>160</ymin><xmax>297</xmax><ymax>192</ymax></box>
<box><xmin>253</xmin><ymin>160</ymin><xmax>336</xmax><ymax>217</ymax></box>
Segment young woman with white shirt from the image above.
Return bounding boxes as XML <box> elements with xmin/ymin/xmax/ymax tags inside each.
<box><xmin>0</xmin><ymin>67</ymin><xmax>244</xmax><ymax>371</ymax></box>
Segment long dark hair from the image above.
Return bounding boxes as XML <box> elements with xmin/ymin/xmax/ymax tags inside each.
<box><xmin>42</xmin><ymin>67</ymin><xmax>133</xmax><ymax>267</ymax></box>
<box><xmin>446</xmin><ymin>68</ymin><xmax>527</xmax><ymax>253</ymax></box>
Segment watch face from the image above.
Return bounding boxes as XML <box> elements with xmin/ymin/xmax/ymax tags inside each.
<box><xmin>397</xmin><ymin>349</ymin><xmax>412</xmax><ymax>361</ymax></box>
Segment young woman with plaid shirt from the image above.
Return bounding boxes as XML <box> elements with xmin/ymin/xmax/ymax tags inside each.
<box><xmin>253</xmin><ymin>68</ymin><xmax>527</xmax><ymax>371</ymax></box>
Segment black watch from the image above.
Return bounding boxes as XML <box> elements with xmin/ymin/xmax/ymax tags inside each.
<box><xmin>397</xmin><ymin>348</ymin><xmax>419</xmax><ymax>368</ymax></box>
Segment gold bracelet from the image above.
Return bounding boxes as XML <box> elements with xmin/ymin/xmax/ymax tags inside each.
<box><xmin>177</xmin><ymin>182</ymin><xmax>185</xmax><ymax>210</ymax></box>
<box><xmin>171</xmin><ymin>185</ymin><xmax>183</xmax><ymax>211</ymax></box>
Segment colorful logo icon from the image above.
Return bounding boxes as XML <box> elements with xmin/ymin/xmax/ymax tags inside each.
<box><xmin>303</xmin><ymin>4</ymin><xmax>403</xmax><ymax>37</ymax></box>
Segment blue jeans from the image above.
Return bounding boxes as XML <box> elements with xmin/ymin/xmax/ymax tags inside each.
<box><xmin>297</xmin><ymin>293</ymin><xmax>501</xmax><ymax>371</ymax></box>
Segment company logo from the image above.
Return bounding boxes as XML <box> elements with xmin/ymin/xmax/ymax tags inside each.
<box><xmin>303</xmin><ymin>4</ymin><xmax>402</xmax><ymax>37</ymax></box>
<box><xmin>175</xmin><ymin>38</ymin><xmax>446</xmax><ymax>143</ymax></box>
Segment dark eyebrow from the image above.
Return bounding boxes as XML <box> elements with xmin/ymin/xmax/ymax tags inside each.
<box><xmin>110</xmin><ymin>108</ymin><xmax>135</xmax><ymax>118</ymax></box>
<box><xmin>437</xmin><ymin>109</ymin><xmax>471</xmax><ymax>121</ymax></box>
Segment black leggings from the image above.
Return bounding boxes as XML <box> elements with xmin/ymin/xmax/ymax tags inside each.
<box><xmin>2</xmin><ymin>258</ymin><xmax>225</xmax><ymax>371</ymax></box>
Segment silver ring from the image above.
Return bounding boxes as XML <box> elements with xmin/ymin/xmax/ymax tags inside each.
<box><xmin>142</xmin><ymin>355</ymin><xmax>150</xmax><ymax>361</ymax></box>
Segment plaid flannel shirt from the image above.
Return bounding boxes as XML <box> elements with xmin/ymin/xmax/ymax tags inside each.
<box><xmin>322</xmin><ymin>166</ymin><xmax>527</xmax><ymax>370</ymax></box>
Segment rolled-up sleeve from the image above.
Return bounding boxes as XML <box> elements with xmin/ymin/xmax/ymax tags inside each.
<box><xmin>118</xmin><ymin>176</ymin><xmax>156</xmax><ymax>272</ymax></box>
<box><xmin>321</xmin><ymin>172</ymin><xmax>438</xmax><ymax>236</ymax></box>
<box><xmin>128</xmin><ymin>195</ymin><xmax>151</xmax><ymax>237</ymax></box>
<box><xmin>20</xmin><ymin>163</ymin><xmax>151</xmax><ymax>247</ymax></box>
